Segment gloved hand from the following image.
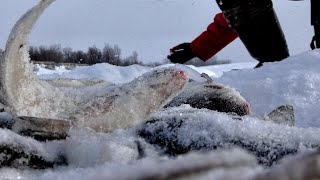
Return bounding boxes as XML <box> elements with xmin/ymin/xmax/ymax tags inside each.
<box><xmin>167</xmin><ymin>43</ymin><xmax>196</xmax><ymax>64</ymax></box>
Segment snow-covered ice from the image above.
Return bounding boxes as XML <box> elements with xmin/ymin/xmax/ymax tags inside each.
<box><xmin>1</xmin><ymin>0</ymin><xmax>320</xmax><ymax>178</ymax></box>
<box><xmin>1</xmin><ymin>49</ymin><xmax>319</xmax><ymax>179</ymax></box>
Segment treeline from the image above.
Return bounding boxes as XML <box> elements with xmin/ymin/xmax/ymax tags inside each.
<box><xmin>1</xmin><ymin>45</ymin><xmax>231</xmax><ymax>67</ymax></box>
<box><xmin>29</xmin><ymin>44</ymin><xmax>141</xmax><ymax>66</ymax></box>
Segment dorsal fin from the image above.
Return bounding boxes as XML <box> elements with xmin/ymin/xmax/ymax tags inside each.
<box><xmin>200</xmin><ymin>73</ymin><xmax>214</xmax><ymax>84</ymax></box>
<box><xmin>266</xmin><ymin>105</ymin><xmax>295</xmax><ymax>127</ymax></box>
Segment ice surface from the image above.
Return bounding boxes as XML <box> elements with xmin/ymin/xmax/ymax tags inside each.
<box><xmin>1</xmin><ymin>51</ymin><xmax>320</xmax><ymax>179</ymax></box>
<box><xmin>2</xmin><ymin>49</ymin><xmax>320</xmax><ymax>179</ymax></box>
<box><xmin>1</xmin><ymin>0</ymin><xmax>320</xmax><ymax>179</ymax></box>
<box><xmin>8</xmin><ymin>48</ymin><xmax>318</xmax><ymax>179</ymax></box>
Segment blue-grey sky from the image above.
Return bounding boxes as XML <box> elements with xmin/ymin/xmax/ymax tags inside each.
<box><xmin>0</xmin><ymin>0</ymin><xmax>313</xmax><ymax>63</ymax></box>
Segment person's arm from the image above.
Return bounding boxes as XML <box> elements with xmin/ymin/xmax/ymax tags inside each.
<box><xmin>190</xmin><ymin>13</ymin><xmax>238</xmax><ymax>61</ymax></box>
<box><xmin>168</xmin><ymin>13</ymin><xmax>238</xmax><ymax>64</ymax></box>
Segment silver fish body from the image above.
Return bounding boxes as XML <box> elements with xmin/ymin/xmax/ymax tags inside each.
<box><xmin>1</xmin><ymin>0</ymin><xmax>188</xmax><ymax>135</ymax></box>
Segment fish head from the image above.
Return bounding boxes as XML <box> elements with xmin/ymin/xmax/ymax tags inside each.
<box><xmin>133</xmin><ymin>68</ymin><xmax>188</xmax><ymax>106</ymax></box>
<box><xmin>202</xmin><ymin>84</ymin><xmax>251</xmax><ymax>116</ymax></box>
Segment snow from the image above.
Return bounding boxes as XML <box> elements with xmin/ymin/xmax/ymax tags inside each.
<box><xmin>37</xmin><ymin>63</ymin><xmax>151</xmax><ymax>84</ymax></box>
<box><xmin>1</xmin><ymin>0</ymin><xmax>320</xmax><ymax>178</ymax></box>
<box><xmin>217</xmin><ymin>50</ymin><xmax>320</xmax><ymax>128</ymax></box>
<box><xmin>34</xmin><ymin>64</ymin><xmax>69</xmax><ymax>76</ymax></box>
<box><xmin>2</xmin><ymin>49</ymin><xmax>320</xmax><ymax>178</ymax></box>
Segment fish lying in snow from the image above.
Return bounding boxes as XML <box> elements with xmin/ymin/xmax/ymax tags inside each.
<box><xmin>0</xmin><ymin>105</ymin><xmax>302</xmax><ymax>169</ymax></box>
<box><xmin>166</xmin><ymin>73</ymin><xmax>251</xmax><ymax>116</ymax></box>
<box><xmin>12</xmin><ymin>71</ymin><xmax>253</xmax><ymax>140</ymax></box>
<box><xmin>0</xmin><ymin>0</ymin><xmax>264</xmax><ymax>170</ymax></box>
<box><xmin>0</xmin><ymin>0</ymin><xmax>253</xmax><ymax>141</ymax></box>
<box><xmin>137</xmin><ymin>104</ymin><xmax>317</xmax><ymax>167</ymax></box>
<box><xmin>0</xmin><ymin>0</ymin><xmax>187</xmax><ymax>136</ymax></box>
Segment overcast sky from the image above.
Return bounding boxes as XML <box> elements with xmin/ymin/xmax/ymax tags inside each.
<box><xmin>0</xmin><ymin>0</ymin><xmax>313</xmax><ymax>64</ymax></box>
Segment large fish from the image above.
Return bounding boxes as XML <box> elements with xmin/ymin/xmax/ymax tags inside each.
<box><xmin>165</xmin><ymin>78</ymin><xmax>251</xmax><ymax>116</ymax></box>
<box><xmin>0</xmin><ymin>0</ymin><xmax>187</xmax><ymax>135</ymax></box>
<box><xmin>137</xmin><ymin>105</ymin><xmax>319</xmax><ymax>167</ymax></box>
<box><xmin>162</xmin><ymin>65</ymin><xmax>251</xmax><ymax>116</ymax></box>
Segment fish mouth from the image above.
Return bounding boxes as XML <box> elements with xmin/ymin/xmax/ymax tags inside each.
<box><xmin>174</xmin><ymin>70</ymin><xmax>188</xmax><ymax>89</ymax></box>
<box><xmin>173</xmin><ymin>70</ymin><xmax>187</xmax><ymax>81</ymax></box>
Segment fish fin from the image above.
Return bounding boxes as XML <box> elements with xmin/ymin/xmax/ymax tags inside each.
<box><xmin>266</xmin><ymin>105</ymin><xmax>295</xmax><ymax>127</ymax></box>
<box><xmin>200</xmin><ymin>73</ymin><xmax>214</xmax><ymax>84</ymax></box>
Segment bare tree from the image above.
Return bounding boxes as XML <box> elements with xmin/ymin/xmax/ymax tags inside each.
<box><xmin>102</xmin><ymin>44</ymin><xmax>122</xmax><ymax>65</ymax></box>
<box><xmin>87</xmin><ymin>46</ymin><xmax>102</xmax><ymax>65</ymax></box>
<box><xmin>35</xmin><ymin>45</ymin><xmax>64</xmax><ymax>63</ymax></box>
<box><xmin>74</xmin><ymin>50</ymin><xmax>88</xmax><ymax>64</ymax></box>
<box><xmin>29</xmin><ymin>46</ymin><xmax>39</xmax><ymax>61</ymax></box>
<box><xmin>62</xmin><ymin>47</ymin><xmax>74</xmax><ymax>63</ymax></box>
<box><xmin>123</xmin><ymin>51</ymin><xmax>139</xmax><ymax>66</ymax></box>
<box><xmin>112</xmin><ymin>44</ymin><xmax>122</xmax><ymax>66</ymax></box>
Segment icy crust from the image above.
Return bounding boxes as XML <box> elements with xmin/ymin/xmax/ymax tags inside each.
<box><xmin>137</xmin><ymin>106</ymin><xmax>320</xmax><ymax>166</ymax></box>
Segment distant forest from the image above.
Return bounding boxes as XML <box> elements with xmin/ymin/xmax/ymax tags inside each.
<box><xmin>0</xmin><ymin>44</ymin><xmax>231</xmax><ymax>67</ymax></box>
<box><xmin>28</xmin><ymin>44</ymin><xmax>144</xmax><ymax>66</ymax></box>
